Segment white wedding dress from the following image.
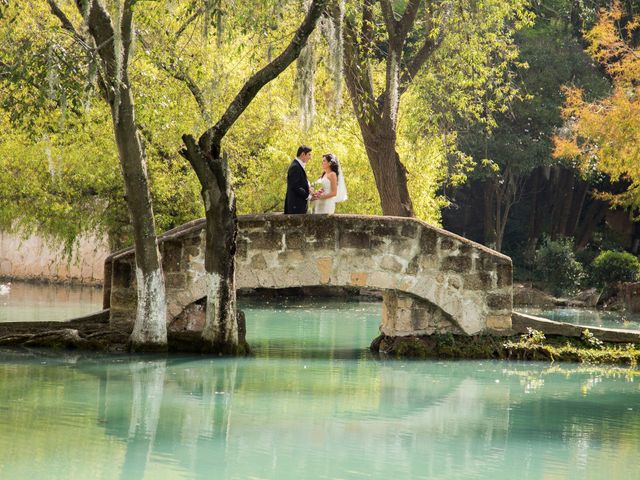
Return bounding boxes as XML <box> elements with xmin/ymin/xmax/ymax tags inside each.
<box><xmin>313</xmin><ymin>176</ymin><xmax>336</xmax><ymax>214</ymax></box>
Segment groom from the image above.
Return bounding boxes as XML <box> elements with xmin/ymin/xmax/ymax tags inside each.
<box><xmin>284</xmin><ymin>145</ymin><xmax>314</xmax><ymax>214</ymax></box>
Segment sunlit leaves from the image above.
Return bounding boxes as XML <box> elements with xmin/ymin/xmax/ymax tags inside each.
<box><xmin>555</xmin><ymin>1</ymin><xmax>640</xmax><ymax>211</ymax></box>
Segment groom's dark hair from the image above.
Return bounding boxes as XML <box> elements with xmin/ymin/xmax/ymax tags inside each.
<box><xmin>297</xmin><ymin>145</ymin><xmax>312</xmax><ymax>157</ymax></box>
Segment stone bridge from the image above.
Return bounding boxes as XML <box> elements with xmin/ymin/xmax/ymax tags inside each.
<box><xmin>104</xmin><ymin>214</ymin><xmax>513</xmax><ymax>337</ymax></box>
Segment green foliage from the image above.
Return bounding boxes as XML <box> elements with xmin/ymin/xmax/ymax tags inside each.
<box><xmin>534</xmin><ymin>237</ymin><xmax>584</xmax><ymax>295</ymax></box>
<box><xmin>387</xmin><ymin>330</ymin><xmax>640</xmax><ymax>366</ymax></box>
<box><xmin>459</xmin><ymin>19</ymin><xmax>610</xmax><ymax>181</ymax></box>
<box><xmin>407</xmin><ymin>0</ymin><xmax>534</xmax><ymax>186</ymax></box>
<box><xmin>553</xmin><ymin>2</ymin><xmax>640</xmax><ymax>212</ymax></box>
<box><xmin>590</xmin><ymin>250</ymin><xmax>640</xmax><ymax>288</ymax></box>
<box><xmin>581</xmin><ymin>329</ymin><xmax>604</xmax><ymax>349</ymax></box>
<box><xmin>0</xmin><ymin>106</ymin><xmax>124</xmax><ymax>252</ymax></box>
<box><xmin>521</xmin><ymin>327</ymin><xmax>546</xmax><ymax>346</ymax></box>
<box><xmin>503</xmin><ymin>335</ymin><xmax>639</xmax><ymax>366</ymax></box>
<box><xmin>0</xmin><ymin>0</ymin><xmax>542</xmax><ymax>257</ymax></box>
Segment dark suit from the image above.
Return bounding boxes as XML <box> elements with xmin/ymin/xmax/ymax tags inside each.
<box><xmin>284</xmin><ymin>159</ymin><xmax>309</xmax><ymax>214</ymax></box>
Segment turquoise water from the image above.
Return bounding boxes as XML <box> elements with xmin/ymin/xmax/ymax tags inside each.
<box><xmin>1</xmin><ymin>288</ymin><xmax>640</xmax><ymax>478</ymax></box>
<box><xmin>521</xmin><ymin>307</ymin><xmax>640</xmax><ymax>331</ymax></box>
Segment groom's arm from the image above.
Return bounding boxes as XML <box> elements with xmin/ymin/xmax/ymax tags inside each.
<box><xmin>289</xmin><ymin>166</ymin><xmax>310</xmax><ymax>199</ymax></box>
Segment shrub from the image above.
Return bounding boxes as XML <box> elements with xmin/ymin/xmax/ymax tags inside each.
<box><xmin>521</xmin><ymin>327</ymin><xmax>546</xmax><ymax>346</ymax></box>
<box><xmin>590</xmin><ymin>250</ymin><xmax>640</xmax><ymax>288</ymax></box>
<box><xmin>581</xmin><ymin>329</ymin><xmax>604</xmax><ymax>349</ymax></box>
<box><xmin>534</xmin><ymin>237</ymin><xmax>584</xmax><ymax>295</ymax></box>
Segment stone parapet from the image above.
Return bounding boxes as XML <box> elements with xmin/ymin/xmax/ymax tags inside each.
<box><xmin>105</xmin><ymin>214</ymin><xmax>513</xmax><ymax>335</ymax></box>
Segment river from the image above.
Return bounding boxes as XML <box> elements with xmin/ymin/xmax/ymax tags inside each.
<box><xmin>0</xmin><ymin>282</ymin><xmax>639</xmax><ymax>479</ymax></box>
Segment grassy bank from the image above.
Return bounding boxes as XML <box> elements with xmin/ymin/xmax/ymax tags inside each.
<box><xmin>372</xmin><ymin>329</ymin><xmax>640</xmax><ymax>367</ymax></box>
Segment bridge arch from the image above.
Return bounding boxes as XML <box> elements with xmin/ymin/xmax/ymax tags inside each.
<box><xmin>104</xmin><ymin>214</ymin><xmax>513</xmax><ymax>336</ymax></box>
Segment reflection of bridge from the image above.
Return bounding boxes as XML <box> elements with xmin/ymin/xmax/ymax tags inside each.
<box><xmin>104</xmin><ymin>214</ymin><xmax>513</xmax><ymax>336</ymax></box>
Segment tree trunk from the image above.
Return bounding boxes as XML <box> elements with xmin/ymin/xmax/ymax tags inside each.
<box><xmin>483</xmin><ymin>182</ymin><xmax>498</xmax><ymax>249</ymax></box>
<box><xmin>341</xmin><ymin>0</ymin><xmax>449</xmax><ymax>219</ymax></box>
<box><xmin>575</xmin><ymin>197</ymin><xmax>608</xmax><ymax>250</ymax></box>
<box><xmin>200</xmin><ymin>177</ymin><xmax>240</xmax><ymax>353</ymax></box>
<box><xmin>524</xmin><ymin>168</ymin><xmax>544</xmax><ymax>264</ymax></box>
<box><xmin>182</xmin><ymin>138</ymin><xmax>245</xmax><ymax>355</ymax></box>
<box><xmin>56</xmin><ymin>0</ymin><xmax>168</xmax><ymax>351</ymax></box>
<box><xmin>360</xmin><ymin>126</ymin><xmax>414</xmax><ymax>217</ymax></box>
<box><xmin>550</xmin><ymin>167</ymin><xmax>575</xmax><ymax>238</ymax></box>
<box><xmin>113</xmin><ymin>82</ymin><xmax>167</xmax><ymax>351</ymax></box>
<box><xmin>495</xmin><ymin>199</ymin><xmax>511</xmax><ymax>253</ymax></box>
<box><xmin>567</xmin><ymin>179</ymin><xmax>589</xmax><ymax>238</ymax></box>
<box><xmin>175</xmin><ymin>0</ymin><xmax>325</xmax><ymax>355</ymax></box>
<box><xmin>555</xmin><ymin>169</ymin><xmax>576</xmax><ymax>237</ymax></box>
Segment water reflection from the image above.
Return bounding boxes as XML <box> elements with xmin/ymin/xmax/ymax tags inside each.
<box><xmin>521</xmin><ymin>306</ymin><xmax>640</xmax><ymax>331</ymax></box>
<box><xmin>0</xmin><ymin>281</ymin><xmax>102</xmax><ymax>322</ymax></box>
<box><xmin>119</xmin><ymin>360</ymin><xmax>166</xmax><ymax>480</ymax></box>
<box><xmin>1</xmin><ymin>297</ymin><xmax>640</xmax><ymax>479</ymax></box>
<box><xmin>1</xmin><ymin>351</ymin><xmax>639</xmax><ymax>479</ymax></box>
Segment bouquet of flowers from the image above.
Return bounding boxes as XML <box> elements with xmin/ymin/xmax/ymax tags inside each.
<box><xmin>312</xmin><ymin>179</ymin><xmax>324</xmax><ymax>197</ymax></box>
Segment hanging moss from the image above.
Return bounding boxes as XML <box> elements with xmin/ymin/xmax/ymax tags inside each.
<box><xmin>296</xmin><ymin>31</ymin><xmax>316</xmax><ymax>131</ymax></box>
<box><xmin>112</xmin><ymin>0</ymin><xmax>124</xmax><ymax>124</ymax></box>
<box><xmin>320</xmin><ymin>1</ymin><xmax>344</xmax><ymax>112</ymax></box>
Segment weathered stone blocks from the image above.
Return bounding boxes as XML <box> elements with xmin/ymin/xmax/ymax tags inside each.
<box><xmin>486</xmin><ymin>315</ymin><xmax>512</xmax><ymax>331</ymax></box>
<box><xmin>285</xmin><ymin>231</ymin><xmax>306</xmax><ymax>250</ymax></box>
<box><xmin>487</xmin><ymin>292</ymin><xmax>512</xmax><ymax>311</ymax></box>
<box><xmin>106</xmin><ymin>214</ymin><xmax>513</xmax><ymax>337</ymax></box>
<box><xmin>440</xmin><ymin>238</ymin><xmax>455</xmax><ymax>251</ymax></box>
<box><xmin>380</xmin><ymin>255</ymin><xmax>403</xmax><ymax>273</ymax></box>
<box><xmin>161</xmin><ymin>240</ymin><xmax>183</xmax><ymax>272</ymax></box>
<box><xmin>339</xmin><ymin>231</ymin><xmax>371</xmax><ymax>249</ymax></box>
<box><xmin>419</xmin><ymin>229</ymin><xmax>437</xmax><ymax>253</ymax></box>
<box><xmin>350</xmin><ymin>272</ymin><xmax>368</xmax><ymax>287</ymax></box>
<box><xmin>442</xmin><ymin>255</ymin><xmax>472</xmax><ymax>273</ymax></box>
<box><xmin>496</xmin><ymin>263</ymin><xmax>512</xmax><ymax>288</ymax></box>
<box><xmin>464</xmin><ymin>272</ymin><xmax>493</xmax><ymax>291</ymax></box>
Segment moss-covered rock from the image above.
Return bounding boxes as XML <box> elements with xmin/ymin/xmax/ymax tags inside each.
<box><xmin>372</xmin><ymin>331</ymin><xmax>640</xmax><ymax>367</ymax></box>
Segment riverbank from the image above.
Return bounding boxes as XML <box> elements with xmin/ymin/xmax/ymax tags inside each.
<box><xmin>0</xmin><ymin>309</ymin><xmax>249</xmax><ymax>354</ymax></box>
<box><xmin>372</xmin><ymin>333</ymin><xmax>640</xmax><ymax>367</ymax></box>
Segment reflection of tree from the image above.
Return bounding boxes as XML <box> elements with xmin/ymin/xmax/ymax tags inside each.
<box><xmin>119</xmin><ymin>359</ymin><xmax>166</xmax><ymax>480</ymax></box>
<box><xmin>3</xmin><ymin>350</ymin><xmax>640</xmax><ymax>478</ymax></box>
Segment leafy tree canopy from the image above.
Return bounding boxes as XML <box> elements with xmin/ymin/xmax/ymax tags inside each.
<box><xmin>554</xmin><ymin>1</ymin><xmax>640</xmax><ymax>212</ymax></box>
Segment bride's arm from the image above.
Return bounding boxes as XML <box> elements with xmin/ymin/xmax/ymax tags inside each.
<box><xmin>320</xmin><ymin>173</ymin><xmax>338</xmax><ymax>199</ymax></box>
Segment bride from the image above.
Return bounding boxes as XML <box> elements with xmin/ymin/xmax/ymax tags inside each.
<box><xmin>312</xmin><ymin>153</ymin><xmax>347</xmax><ymax>214</ymax></box>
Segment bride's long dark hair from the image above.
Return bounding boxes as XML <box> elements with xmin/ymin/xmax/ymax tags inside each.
<box><xmin>321</xmin><ymin>153</ymin><xmax>339</xmax><ymax>178</ymax></box>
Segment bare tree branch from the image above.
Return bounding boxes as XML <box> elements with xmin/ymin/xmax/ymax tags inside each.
<box><xmin>176</xmin><ymin>5</ymin><xmax>206</xmax><ymax>39</ymax></box>
<box><xmin>46</xmin><ymin>0</ymin><xmax>91</xmax><ymax>51</ymax></box>
<box><xmin>138</xmin><ymin>34</ymin><xmax>210</xmax><ymax>120</ymax></box>
<box><xmin>396</xmin><ymin>0</ymin><xmax>422</xmax><ymax>41</ymax></box>
<box><xmin>399</xmin><ymin>1</ymin><xmax>453</xmax><ymax>94</ymax></box>
<box><xmin>341</xmin><ymin>4</ymin><xmax>379</xmax><ymax>124</ymax></box>
<box><xmin>121</xmin><ymin>0</ymin><xmax>135</xmax><ymax>69</ymax></box>
<box><xmin>379</xmin><ymin>0</ymin><xmax>398</xmax><ymax>39</ymax></box>
<box><xmin>361</xmin><ymin>0</ymin><xmax>375</xmax><ymax>54</ymax></box>
<box><xmin>200</xmin><ymin>0</ymin><xmax>328</xmax><ymax>155</ymax></box>
<box><xmin>73</xmin><ymin>0</ymin><xmax>116</xmax><ymax>77</ymax></box>
<box><xmin>379</xmin><ymin>0</ymin><xmax>421</xmax><ymax>44</ymax></box>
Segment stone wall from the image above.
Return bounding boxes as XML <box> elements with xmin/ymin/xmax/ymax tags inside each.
<box><xmin>105</xmin><ymin>214</ymin><xmax>513</xmax><ymax>336</ymax></box>
<box><xmin>0</xmin><ymin>231</ymin><xmax>108</xmax><ymax>285</ymax></box>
